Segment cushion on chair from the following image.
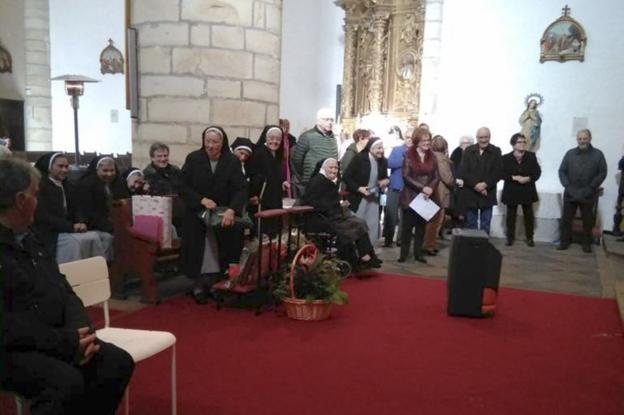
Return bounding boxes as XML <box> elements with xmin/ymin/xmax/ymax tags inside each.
<box><xmin>96</xmin><ymin>327</ymin><xmax>176</xmax><ymax>362</ymax></box>
<box><xmin>131</xmin><ymin>215</ymin><xmax>164</xmax><ymax>243</ymax></box>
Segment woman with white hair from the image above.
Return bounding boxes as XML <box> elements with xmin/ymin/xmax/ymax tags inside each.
<box><xmin>303</xmin><ymin>158</ymin><xmax>381</xmax><ymax>269</ymax></box>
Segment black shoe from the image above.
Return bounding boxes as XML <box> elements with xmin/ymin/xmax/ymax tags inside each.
<box><xmin>368</xmin><ymin>258</ymin><xmax>382</xmax><ymax>268</ymax></box>
<box><xmin>192</xmin><ymin>289</ymin><xmax>209</xmax><ymax>305</ymax></box>
<box><xmin>424</xmin><ymin>249</ymin><xmax>437</xmax><ymax>256</ymax></box>
<box><xmin>414</xmin><ymin>255</ymin><xmax>427</xmax><ymax>264</ymax></box>
<box><xmin>505</xmin><ymin>239</ymin><xmax>514</xmax><ymax>246</ymax></box>
<box><xmin>582</xmin><ymin>244</ymin><xmax>592</xmax><ymax>253</ymax></box>
<box><xmin>526</xmin><ymin>238</ymin><xmax>535</xmax><ymax>247</ymax></box>
<box><xmin>383</xmin><ymin>241</ymin><xmax>393</xmax><ymax>248</ymax></box>
<box><xmin>557</xmin><ymin>244</ymin><xmax>569</xmax><ymax>251</ymax></box>
<box><xmin>397</xmin><ymin>257</ymin><xmax>407</xmax><ymax>263</ymax></box>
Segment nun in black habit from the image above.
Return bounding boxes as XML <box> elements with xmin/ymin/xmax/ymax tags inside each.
<box><xmin>75</xmin><ymin>155</ymin><xmax>129</xmax><ymax>236</ymax></box>
<box><xmin>342</xmin><ymin>137</ymin><xmax>389</xmax><ymax>245</ymax></box>
<box><xmin>179</xmin><ymin>126</ymin><xmax>248</xmax><ymax>303</ymax></box>
<box><xmin>303</xmin><ymin>158</ymin><xmax>381</xmax><ymax>269</ymax></box>
<box><xmin>247</xmin><ymin>125</ymin><xmax>290</xmax><ymax>234</ymax></box>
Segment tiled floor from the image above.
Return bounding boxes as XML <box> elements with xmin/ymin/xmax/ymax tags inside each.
<box><xmin>376</xmin><ymin>236</ymin><xmax>606</xmax><ymax>298</ymax></box>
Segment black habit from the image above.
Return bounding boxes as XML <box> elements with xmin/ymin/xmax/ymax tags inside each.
<box><xmin>33</xmin><ymin>177</ymin><xmax>84</xmax><ymax>256</ymax></box>
<box><xmin>342</xmin><ymin>141</ymin><xmax>388</xmax><ymax>212</ymax></box>
<box><xmin>179</xmin><ymin>140</ymin><xmax>248</xmax><ymax>279</ymax></box>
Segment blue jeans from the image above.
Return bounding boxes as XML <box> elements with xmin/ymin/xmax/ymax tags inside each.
<box><xmin>466</xmin><ymin>207</ymin><xmax>493</xmax><ymax>234</ymax></box>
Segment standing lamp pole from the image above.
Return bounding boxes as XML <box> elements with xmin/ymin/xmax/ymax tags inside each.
<box><xmin>51</xmin><ymin>74</ymin><xmax>100</xmax><ymax>166</ymax></box>
<box><xmin>71</xmin><ymin>95</ymin><xmax>80</xmax><ymax>165</ymax></box>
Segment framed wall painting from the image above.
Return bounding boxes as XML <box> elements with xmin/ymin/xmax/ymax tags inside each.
<box><xmin>540</xmin><ymin>5</ymin><xmax>587</xmax><ymax>63</ymax></box>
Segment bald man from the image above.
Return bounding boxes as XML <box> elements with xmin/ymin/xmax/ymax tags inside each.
<box><xmin>457</xmin><ymin>127</ymin><xmax>503</xmax><ymax>234</ymax></box>
<box><xmin>292</xmin><ymin>108</ymin><xmax>338</xmax><ymax>188</ymax></box>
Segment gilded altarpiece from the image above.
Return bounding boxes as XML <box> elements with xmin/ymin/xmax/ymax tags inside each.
<box><xmin>336</xmin><ymin>0</ymin><xmax>425</xmax><ymax>132</ymax></box>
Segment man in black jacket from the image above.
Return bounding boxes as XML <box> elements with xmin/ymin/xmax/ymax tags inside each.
<box><xmin>458</xmin><ymin>127</ymin><xmax>503</xmax><ymax>235</ymax></box>
<box><xmin>557</xmin><ymin>129</ymin><xmax>607</xmax><ymax>252</ymax></box>
<box><xmin>0</xmin><ymin>158</ymin><xmax>134</xmax><ymax>414</ymax></box>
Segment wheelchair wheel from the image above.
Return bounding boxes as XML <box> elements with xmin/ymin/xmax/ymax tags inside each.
<box><xmin>335</xmin><ymin>259</ymin><xmax>352</xmax><ymax>279</ymax></box>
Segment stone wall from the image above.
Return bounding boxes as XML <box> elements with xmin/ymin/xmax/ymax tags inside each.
<box><xmin>132</xmin><ymin>0</ymin><xmax>282</xmax><ymax>168</ymax></box>
<box><xmin>24</xmin><ymin>0</ymin><xmax>52</xmax><ymax>150</ymax></box>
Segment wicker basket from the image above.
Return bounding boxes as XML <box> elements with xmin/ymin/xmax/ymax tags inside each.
<box><xmin>283</xmin><ymin>244</ymin><xmax>333</xmax><ymax>321</ymax></box>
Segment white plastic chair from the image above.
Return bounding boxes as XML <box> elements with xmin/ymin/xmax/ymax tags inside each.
<box><xmin>59</xmin><ymin>256</ymin><xmax>177</xmax><ymax>415</ymax></box>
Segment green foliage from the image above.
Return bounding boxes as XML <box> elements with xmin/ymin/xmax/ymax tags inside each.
<box><xmin>273</xmin><ymin>254</ymin><xmax>348</xmax><ymax>305</ymax></box>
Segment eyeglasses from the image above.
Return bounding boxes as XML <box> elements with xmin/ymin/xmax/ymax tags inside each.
<box><xmin>320</xmin><ymin>117</ymin><xmax>334</xmax><ymax>122</ymax></box>
<box><xmin>477</xmin><ymin>136</ymin><xmax>490</xmax><ymax>139</ymax></box>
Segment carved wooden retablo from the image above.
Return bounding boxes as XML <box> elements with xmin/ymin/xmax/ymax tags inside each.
<box><xmin>336</xmin><ymin>0</ymin><xmax>425</xmax><ymax>132</ymax></box>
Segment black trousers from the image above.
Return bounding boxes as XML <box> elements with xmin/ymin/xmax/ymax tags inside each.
<box><xmin>560</xmin><ymin>200</ymin><xmax>594</xmax><ymax>246</ymax></box>
<box><xmin>400</xmin><ymin>208</ymin><xmax>426</xmax><ymax>259</ymax></box>
<box><xmin>506</xmin><ymin>203</ymin><xmax>535</xmax><ymax>240</ymax></box>
<box><xmin>614</xmin><ymin>179</ymin><xmax>623</xmax><ymax>232</ymax></box>
<box><xmin>383</xmin><ymin>190</ymin><xmax>401</xmax><ymax>245</ymax></box>
<box><xmin>3</xmin><ymin>340</ymin><xmax>134</xmax><ymax>415</ymax></box>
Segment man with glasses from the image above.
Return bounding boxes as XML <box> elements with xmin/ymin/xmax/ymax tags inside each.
<box><xmin>292</xmin><ymin>108</ymin><xmax>338</xmax><ymax>192</ymax></box>
<box><xmin>458</xmin><ymin>127</ymin><xmax>503</xmax><ymax>235</ymax></box>
<box><xmin>557</xmin><ymin>129</ymin><xmax>607</xmax><ymax>252</ymax></box>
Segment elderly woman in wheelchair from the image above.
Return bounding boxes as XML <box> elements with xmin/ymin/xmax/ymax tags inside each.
<box><xmin>301</xmin><ymin>158</ymin><xmax>382</xmax><ymax>271</ymax></box>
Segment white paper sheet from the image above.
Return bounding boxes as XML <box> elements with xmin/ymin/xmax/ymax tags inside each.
<box><xmin>408</xmin><ymin>193</ymin><xmax>440</xmax><ymax>222</ymax></box>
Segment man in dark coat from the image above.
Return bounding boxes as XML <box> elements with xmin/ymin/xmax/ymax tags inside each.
<box><xmin>501</xmin><ymin>133</ymin><xmax>541</xmax><ymax>246</ymax></box>
<box><xmin>557</xmin><ymin>129</ymin><xmax>607</xmax><ymax>252</ymax></box>
<box><xmin>0</xmin><ymin>158</ymin><xmax>134</xmax><ymax>414</ymax></box>
<box><xmin>458</xmin><ymin>127</ymin><xmax>503</xmax><ymax>235</ymax></box>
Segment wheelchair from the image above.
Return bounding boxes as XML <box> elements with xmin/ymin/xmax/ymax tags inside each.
<box><xmin>301</xmin><ymin>212</ymin><xmax>354</xmax><ymax>278</ymax></box>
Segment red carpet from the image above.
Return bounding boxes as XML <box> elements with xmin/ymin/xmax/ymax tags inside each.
<box><xmin>116</xmin><ymin>274</ymin><xmax>624</xmax><ymax>415</ymax></box>
<box><xmin>2</xmin><ymin>275</ymin><xmax>623</xmax><ymax>414</ymax></box>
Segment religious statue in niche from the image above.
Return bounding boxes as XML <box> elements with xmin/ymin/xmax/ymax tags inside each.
<box><xmin>398</xmin><ymin>51</ymin><xmax>416</xmax><ymax>81</ymax></box>
<box><xmin>0</xmin><ymin>40</ymin><xmax>12</xmax><ymax>73</ymax></box>
<box><xmin>540</xmin><ymin>5</ymin><xmax>587</xmax><ymax>63</ymax></box>
<box><xmin>100</xmin><ymin>39</ymin><xmax>124</xmax><ymax>75</ymax></box>
<box><xmin>519</xmin><ymin>93</ymin><xmax>543</xmax><ymax>150</ymax></box>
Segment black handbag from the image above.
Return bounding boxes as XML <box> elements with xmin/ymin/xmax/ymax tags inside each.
<box><xmin>198</xmin><ymin>207</ymin><xmax>253</xmax><ymax>228</ymax></box>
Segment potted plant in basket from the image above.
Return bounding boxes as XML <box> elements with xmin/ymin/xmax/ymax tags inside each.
<box><xmin>273</xmin><ymin>244</ymin><xmax>348</xmax><ymax>321</ymax></box>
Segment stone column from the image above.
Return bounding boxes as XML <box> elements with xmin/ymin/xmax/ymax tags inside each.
<box><xmin>340</xmin><ymin>22</ymin><xmax>357</xmax><ymax>119</ymax></box>
<box><xmin>131</xmin><ymin>0</ymin><xmax>282</xmax><ymax>168</ymax></box>
<box><xmin>24</xmin><ymin>0</ymin><xmax>52</xmax><ymax>150</ymax></box>
<box><xmin>368</xmin><ymin>13</ymin><xmax>389</xmax><ymax>113</ymax></box>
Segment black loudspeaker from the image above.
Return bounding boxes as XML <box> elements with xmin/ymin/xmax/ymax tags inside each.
<box><xmin>447</xmin><ymin>228</ymin><xmax>502</xmax><ymax>317</ymax></box>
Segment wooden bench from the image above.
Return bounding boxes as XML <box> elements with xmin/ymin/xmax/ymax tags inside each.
<box><xmin>110</xmin><ymin>198</ymin><xmax>181</xmax><ymax>304</ymax></box>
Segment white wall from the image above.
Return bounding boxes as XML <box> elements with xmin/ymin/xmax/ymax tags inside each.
<box><xmin>49</xmin><ymin>0</ymin><xmax>130</xmax><ymax>154</ymax></box>
<box><xmin>0</xmin><ymin>0</ymin><xmax>25</xmax><ymax>100</ymax></box>
<box><xmin>280</xmin><ymin>0</ymin><xmax>344</xmax><ymax>136</ymax></box>
<box><xmin>429</xmin><ymin>0</ymin><xmax>624</xmax><ymax>229</ymax></box>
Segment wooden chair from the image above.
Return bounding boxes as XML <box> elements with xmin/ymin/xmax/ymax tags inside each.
<box><xmin>110</xmin><ymin>199</ymin><xmax>181</xmax><ymax>304</ymax></box>
<box><xmin>59</xmin><ymin>256</ymin><xmax>177</xmax><ymax>415</ymax></box>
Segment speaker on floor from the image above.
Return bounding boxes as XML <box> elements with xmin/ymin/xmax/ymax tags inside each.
<box><xmin>447</xmin><ymin>228</ymin><xmax>502</xmax><ymax>317</ymax></box>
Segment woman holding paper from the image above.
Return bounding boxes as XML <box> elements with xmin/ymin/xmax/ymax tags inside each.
<box><xmin>398</xmin><ymin>128</ymin><xmax>439</xmax><ymax>263</ymax></box>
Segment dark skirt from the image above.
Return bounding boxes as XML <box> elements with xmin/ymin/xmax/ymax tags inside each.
<box><xmin>328</xmin><ymin>211</ymin><xmax>369</xmax><ymax>243</ymax></box>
